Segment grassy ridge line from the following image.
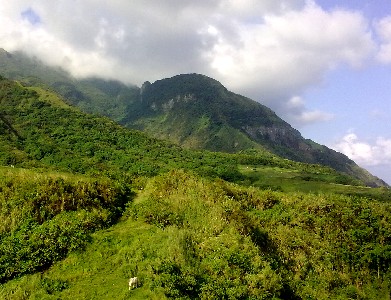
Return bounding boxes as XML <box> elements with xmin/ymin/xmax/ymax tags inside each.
<box><xmin>25</xmin><ymin>85</ymin><xmax>75</xmax><ymax>110</ymax></box>
<box><xmin>1</xmin><ymin>170</ymin><xmax>390</xmax><ymax>299</ymax></box>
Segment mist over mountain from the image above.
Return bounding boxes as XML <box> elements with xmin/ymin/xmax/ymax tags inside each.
<box><xmin>0</xmin><ymin>48</ymin><xmax>140</xmax><ymax>123</ymax></box>
<box><xmin>0</xmin><ymin>48</ymin><xmax>387</xmax><ymax>187</ymax></box>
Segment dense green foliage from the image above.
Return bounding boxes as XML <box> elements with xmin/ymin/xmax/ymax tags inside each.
<box><xmin>0</xmin><ymin>76</ymin><xmax>239</xmax><ymax>180</ymax></box>
<box><xmin>1</xmin><ymin>170</ymin><xmax>390</xmax><ymax>299</ymax></box>
<box><xmin>1</xmin><ymin>76</ymin><xmax>358</xmax><ymax>187</ymax></box>
<box><xmin>126</xmin><ymin>170</ymin><xmax>391</xmax><ymax>299</ymax></box>
<box><xmin>0</xmin><ymin>167</ymin><xmax>131</xmax><ymax>283</ymax></box>
<box><xmin>0</xmin><ymin>75</ymin><xmax>391</xmax><ymax>299</ymax></box>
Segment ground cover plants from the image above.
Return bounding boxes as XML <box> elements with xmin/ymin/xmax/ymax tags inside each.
<box><xmin>0</xmin><ymin>167</ymin><xmax>132</xmax><ymax>284</ymax></box>
<box><xmin>1</xmin><ymin>170</ymin><xmax>390</xmax><ymax>299</ymax></box>
<box><xmin>0</xmin><ymin>76</ymin><xmax>391</xmax><ymax>299</ymax></box>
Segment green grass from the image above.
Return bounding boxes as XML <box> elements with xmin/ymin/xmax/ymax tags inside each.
<box><xmin>1</xmin><ymin>170</ymin><xmax>390</xmax><ymax>299</ymax></box>
<box><xmin>239</xmin><ymin>165</ymin><xmax>391</xmax><ymax>201</ymax></box>
<box><xmin>1</xmin><ymin>76</ymin><xmax>391</xmax><ymax>299</ymax></box>
<box><xmin>27</xmin><ymin>86</ymin><xmax>74</xmax><ymax>109</ymax></box>
<box><xmin>0</xmin><ymin>221</ymin><xmax>162</xmax><ymax>300</ymax></box>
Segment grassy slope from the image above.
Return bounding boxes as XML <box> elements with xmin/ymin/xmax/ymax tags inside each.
<box><xmin>239</xmin><ymin>165</ymin><xmax>391</xmax><ymax>201</ymax></box>
<box><xmin>1</xmin><ymin>170</ymin><xmax>390</xmax><ymax>299</ymax></box>
<box><xmin>0</xmin><ymin>165</ymin><xmax>132</xmax><ymax>288</ymax></box>
<box><xmin>0</xmin><ymin>77</ymin><xmax>391</xmax><ymax>299</ymax></box>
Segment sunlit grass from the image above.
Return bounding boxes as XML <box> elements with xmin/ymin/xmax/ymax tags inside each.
<box><xmin>1</xmin><ymin>170</ymin><xmax>390</xmax><ymax>299</ymax></box>
<box><xmin>239</xmin><ymin>165</ymin><xmax>391</xmax><ymax>201</ymax></box>
<box><xmin>26</xmin><ymin>86</ymin><xmax>74</xmax><ymax>110</ymax></box>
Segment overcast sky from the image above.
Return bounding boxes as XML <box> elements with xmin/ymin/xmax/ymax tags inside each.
<box><xmin>1</xmin><ymin>0</ymin><xmax>391</xmax><ymax>184</ymax></box>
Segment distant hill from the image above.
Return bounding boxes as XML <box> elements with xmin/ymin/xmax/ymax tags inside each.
<box><xmin>0</xmin><ymin>75</ymin><xmax>246</xmax><ymax>181</ymax></box>
<box><xmin>0</xmin><ymin>48</ymin><xmax>387</xmax><ymax>187</ymax></box>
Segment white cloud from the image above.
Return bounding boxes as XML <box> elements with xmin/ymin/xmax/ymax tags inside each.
<box><xmin>375</xmin><ymin>16</ymin><xmax>391</xmax><ymax>63</ymax></box>
<box><xmin>0</xmin><ymin>0</ymin><xmax>221</xmax><ymax>82</ymax></box>
<box><xmin>206</xmin><ymin>2</ymin><xmax>374</xmax><ymax>98</ymax></box>
<box><xmin>333</xmin><ymin>133</ymin><xmax>391</xmax><ymax>166</ymax></box>
<box><xmin>285</xmin><ymin>96</ymin><xmax>334</xmax><ymax>125</ymax></box>
<box><xmin>296</xmin><ymin>110</ymin><xmax>334</xmax><ymax>124</ymax></box>
<box><xmin>202</xmin><ymin>1</ymin><xmax>374</xmax><ymax>126</ymax></box>
<box><xmin>0</xmin><ymin>0</ymin><xmax>378</xmax><ymax>126</ymax></box>
<box><xmin>219</xmin><ymin>0</ymin><xmax>305</xmax><ymax>16</ymax></box>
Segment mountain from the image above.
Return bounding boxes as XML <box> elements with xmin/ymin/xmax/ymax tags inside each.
<box><xmin>0</xmin><ymin>75</ymin><xmax>249</xmax><ymax>182</ymax></box>
<box><xmin>127</xmin><ymin>74</ymin><xmax>387</xmax><ymax>187</ymax></box>
<box><xmin>1</xmin><ymin>75</ymin><xmax>388</xmax><ymax>196</ymax></box>
<box><xmin>0</xmin><ymin>48</ymin><xmax>387</xmax><ymax>187</ymax></box>
<box><xmin>1</xmin><ymin>67</ymin><xmax>391</xmax><ymax>299</ymax></box>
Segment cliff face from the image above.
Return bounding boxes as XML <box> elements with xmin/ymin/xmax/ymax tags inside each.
<box><xmin>131</xmin><ymin>73</ymin><xmax>312</xmax><ymax>157</ymax></box>
<box><xmin>243</xmin><ymin>125</ymin><xmax>303</xmax><ymax>146</ymax></box>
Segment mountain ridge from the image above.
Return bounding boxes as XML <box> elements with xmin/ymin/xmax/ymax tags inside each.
<box><xmin>129</xmin><ymin>73</ymin><xmax>387</xmax><ymax>187</ymax></box>
<box><xmin>0</xmin><ymin>49</ymin><xmax>387</xmax><ymax>187</ymax></box>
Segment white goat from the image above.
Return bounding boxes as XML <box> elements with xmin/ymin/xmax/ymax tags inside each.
<box><xmin>128</xmin><ymin>277</ymin><xmax>139</xmax><ymax>290</ymax></box>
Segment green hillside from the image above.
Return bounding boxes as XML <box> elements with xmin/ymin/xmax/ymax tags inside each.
<box><xmin>0</xmin><ymin>75</ymin><xmax>391</xmax><ymax>299</ymax></box>
<box><xmin>1</xmin><ymin>169</ymin><xmax>391</xmax><ymax>299</ymax></box>
<box><xmin>0</xmin><ymin>75</ymin><xmax>371</xmax><ymax>191</ymax></box>
<box><xmin>0</xmin><ymin>49</ymin><xmax>386</xmax><ymax>188</ymax></box>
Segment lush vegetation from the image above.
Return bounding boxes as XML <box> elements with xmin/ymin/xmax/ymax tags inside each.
<box><xmin>0</xmin><ymin>167</ymin><xmax>131</xmax><ymax>284</ymax></box>
<box><xmin>1</xmin><ymin>76</ymin><xmax>358</xmax><ymax>187</ymax></box>
<box><xmin>0</xmin><ymin>75</ymin><xmax>391</xmax><ymax>299</ymax></box>
<box><xmin>1</xmin><ymin>170</ymin><xmax>390</xmax><ymax>299</ymax></box>
<box><xmin>0</xmin><ymin>49</ymin><xmax>385</xmax><ymax>187</ymax></box>
<box><xmin>124</xmin><ymin>73</ymin><xmax>386</xmax><ymax>187</ymax></box>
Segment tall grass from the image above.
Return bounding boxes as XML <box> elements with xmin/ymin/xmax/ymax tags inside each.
<box><xmin>0</xmin><ymin>167</ymin><xmax>133</xmax><ymax>283</ymax></box>
<box><xmin>1</xmin><ymin>169</ymin><xmax>390</xmax><ymax>299</ymax></box>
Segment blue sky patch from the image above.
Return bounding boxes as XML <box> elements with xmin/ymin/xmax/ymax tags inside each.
<box><xmin>21</xmin><ymin>8</ymin><xmax>41</xmax><ymax>25</ymax></box>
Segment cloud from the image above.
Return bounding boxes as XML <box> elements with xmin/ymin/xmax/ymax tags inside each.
<box><xmin>206</xmin><ymin>2</ymin><xmax>374</xmax><ymax>85</ymax></box>
<box><xmin>0</xmin><ymin>1</ymin><xmax>377</xmax><ymax>126</ymax></box>
<box><xmin>375</xmin><ymin>16</ymin><xmax>391</xmax><ymax>63</ymax></box>
<box><xmin>204</xmin><ymin>1</ymin><xmax>374</xmax><ymax>126</ymax></box>
<box><xmin>333</xmin><ymin>133</ymin><xmax>391</xmax><ymax>166</ymax></box>
<box><xmin>285</xmin><ymin>96</ymin><xmax>334</xmax><ymax>125</ymax></box>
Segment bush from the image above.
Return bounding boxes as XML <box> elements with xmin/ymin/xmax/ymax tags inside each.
<box><xmin>0</xmin><ymin>170</ymin><xmax>133</xmax><ymax>283</ymax></box>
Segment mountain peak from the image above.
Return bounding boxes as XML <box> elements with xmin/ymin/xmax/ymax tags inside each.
<box><xmin>141</xmin><ymin>73</ymin><xmax>227</xmax><ymax>103</ymax></box>
<box><xmin>0</xmin><ymin>48</ymin><xmax>12</xmax><ymax>59</ymax></box>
